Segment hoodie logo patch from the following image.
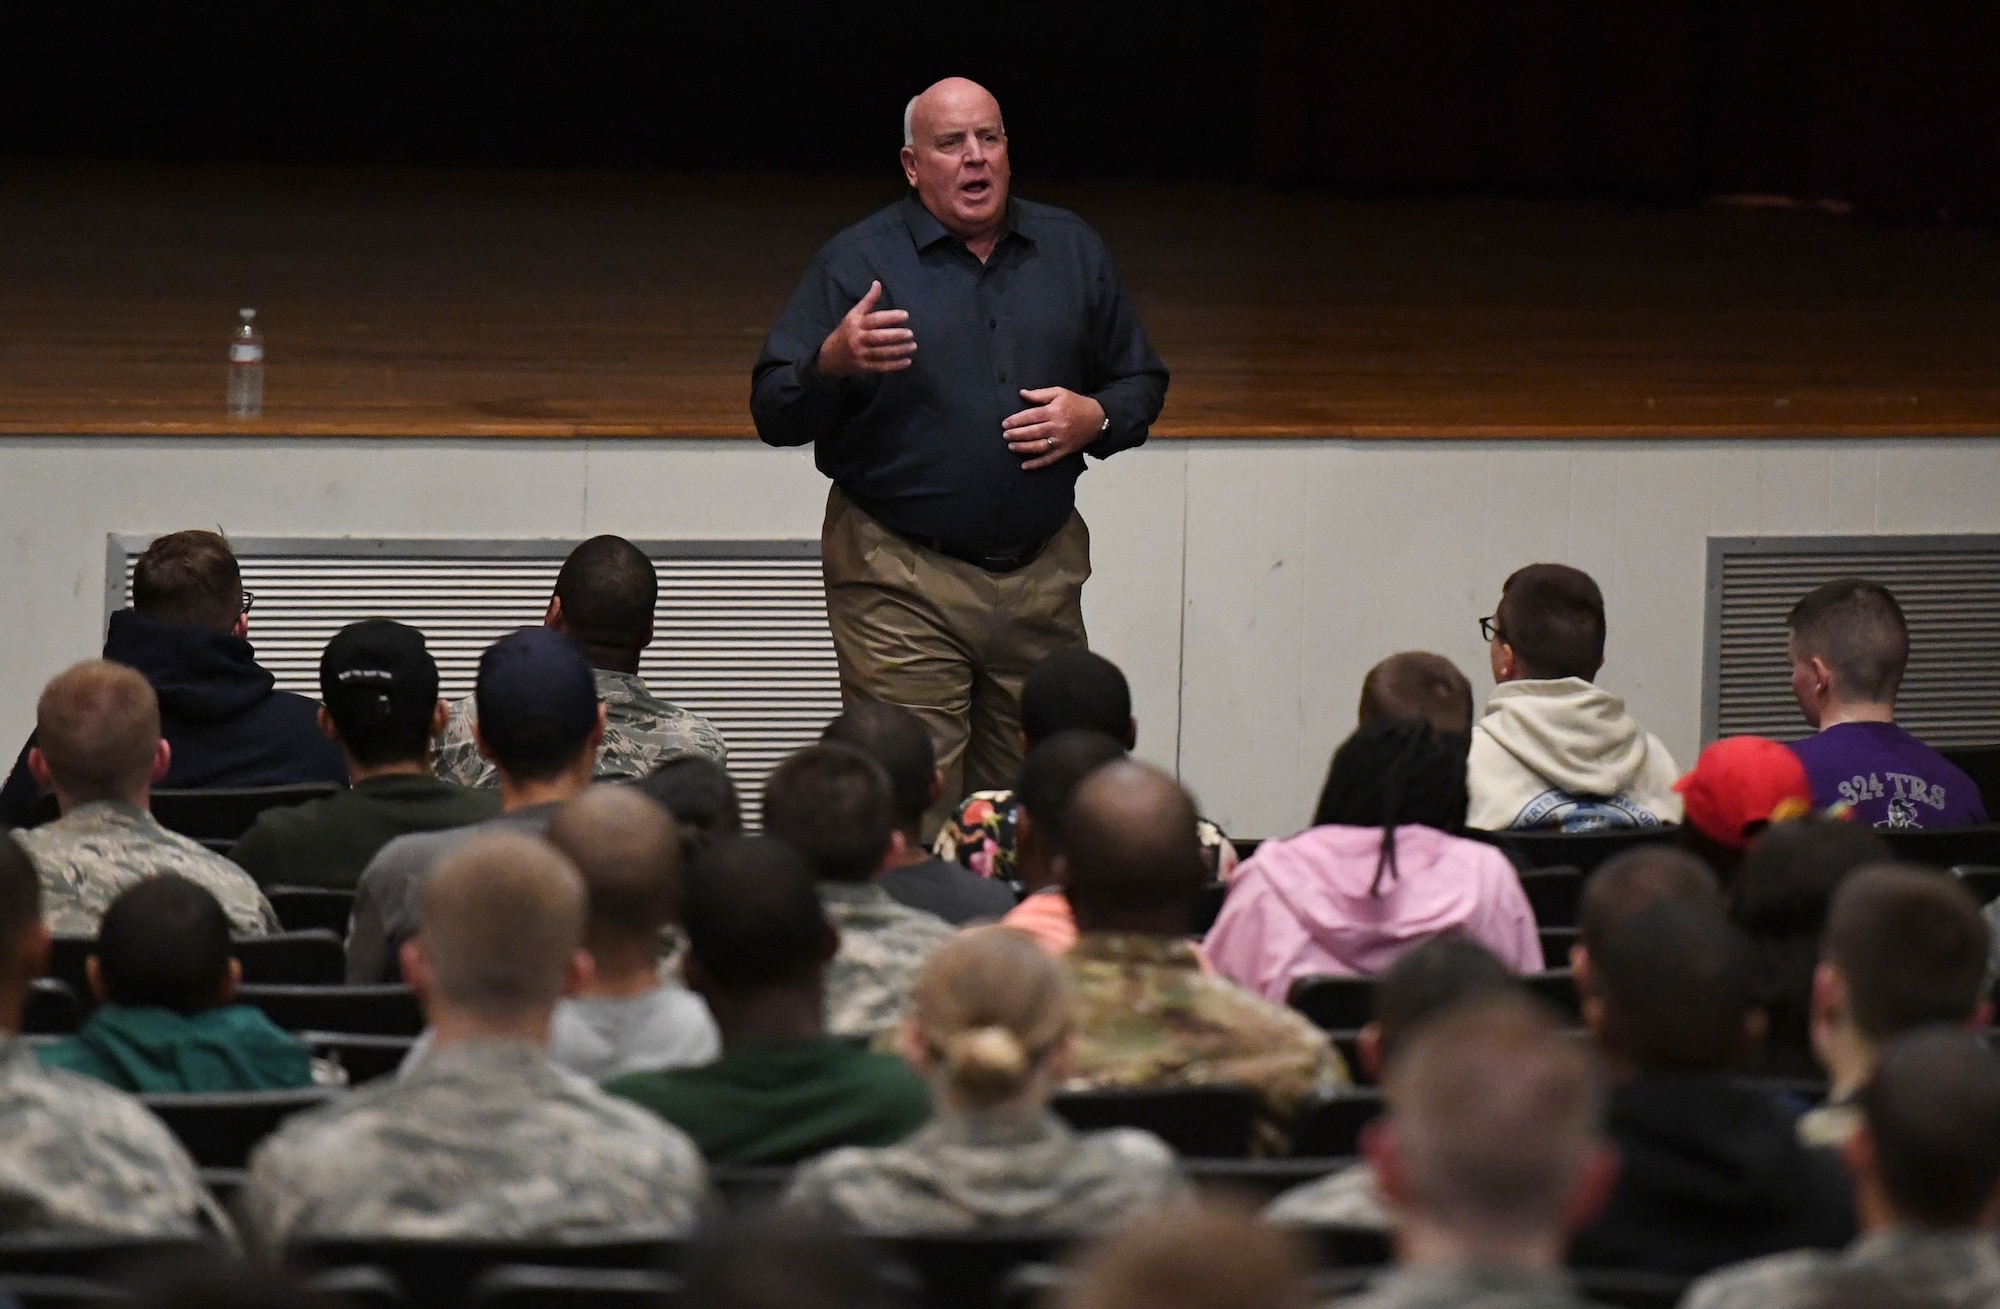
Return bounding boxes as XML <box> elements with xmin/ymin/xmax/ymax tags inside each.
<box><xmin>1513</xmin><ymin>790</ymin><xmax>1663</xmax><ymax>832</ymax></box>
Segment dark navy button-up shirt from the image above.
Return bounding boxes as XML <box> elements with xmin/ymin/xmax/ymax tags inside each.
<box><xmin>751</xmin><ymin>194</ymin><xmax>1168</xmax><ymax>557</ymax></box>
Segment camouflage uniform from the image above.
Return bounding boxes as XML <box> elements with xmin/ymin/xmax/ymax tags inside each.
<box><xmin>1266</xmin><ymin>1160</ymin><xmax>1391</xmax><ymax>1230</ymax></box>
<box><xmin>1063</xmin><ymin>934</ymin><xmax>1349</xmax><ymax>1123</ymax></box>
<box><xmin>818</xmin><ymin>882</ymin><xmax>956</xmax><ymax>1042</ymax></box>
<box><xmin>1337</xmin><ymin>1267</ymin><xmax>1596</xmax><ymax>1309</ymax></box>
<box><xmin>784</xmin><ymin>1108</ymin><xmax>1188</xmax><ymax>1231</ymax></box>
<box><xmin>433</xmin><ymin>669</ymin><xmax>727</xmax><ymax>789</ymax></box>
<box><xmin>13</xmin><ymin>800</ymin><xmax>280</xmax><ymax>937</ymax></box>
<box><xmin>0</xmin><ymin>1038</ymin><xmax>229</xmax><ymax>1237</ymax></box>
<box><xmin>1684</xmin><ymin>1229</ymin><xmax>2000</xmax><ymax>1309</ymax></box>
<box><xmin>239</xmin><ymin>1039</ymin><xmax>707</xmax><ymax>1249</ymax></box>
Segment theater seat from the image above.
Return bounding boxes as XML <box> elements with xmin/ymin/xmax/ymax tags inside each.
<box><xmin>266</xmin><ymin>886</ymin><xmax>358</xmax><ymax>937</ymax></box>
<box><xmin>235</xmin><ymin>931</ymin><xmax>346</xmax><ymax>985</ymax></box>
<box><xmin>0</xmin><ymin>1233</ymin><xmax>213</xmax><ymax>1278</ymax></box>
<box><xmin>150</xmin><ymin>784</ymin><xmax>342</xmax><ymax>844</ymax></box>
<box><xmin>1051</xmin><ymin>1085</ymin><xmax>1260</xmax><ymax>1158</ymax></box>
<box><xmin>287</xmin><ymin>1234</ymin><xmax>685</xmax><ymax>1309</ymax></box>
<box><xmin>1523</xmin><ymin>969</ymin><xmax>1582</xmax><ymax>1023</ymax></box>
<box><xmin>1288</xmin><ymin>975</ymin><xmax>1372</xmax><ymax>1032</ymax></box>
<box><xmin>1518</xmin><ymin>866</ymin><xmax>1585</xmax><ymax>928</ymax></box>
<box><xmin>1181</xmin><ymin>1157</ymin><xmax>1352</xmax><ymax>1200</ymax></box>
<box><xmin>21</xmin><ymin>979</ymin><xmax>84</xmax><ymax>1036</ymax></box>
<box><xmin>1467</xmin><ymin>828</ymin><xmax>1676</xmax><ymax>875</ymax></box>
<box><xmin>141</xmin><ymin>1087</ymin><xmax>342</xmax><ymax>1168</ymax></box>
<box><xmin>1953</xmin><ymin>865</ymin><xmax>2000</xmax><ymax>906</ymax></box>
<box><xmin>1880</xmin><ymin>824</ymin><xmax>2000</xmax><ymax>870</ymax></box>
<box><xmin>466</xmin><ymin>1265</ymin><xmax>682</xmax><ymax>1309</ymax></box>
<box><xmin>236</xmin><ymin>984</ymin><xmax>423</xmax><ymax>1037</ymax></box>
<box><xmin>1287</xmin><ymin>1090</ymin><xmax>1382</xmax><ymax>1158</ymax></box>
<box><xmin>869</xmin><ymin>1231</ymin><xmax>1070</xmax><ymax>1309</ymax></box>
<box><xmin>1540</xmin><ymin>926</ymin><xmax>1579</xmax><ymax>969</ymax></box>
<box><xmin>708</xmin><ymin>1165</ymin><xmax>795</xmax><ymax>1213</ymax></box>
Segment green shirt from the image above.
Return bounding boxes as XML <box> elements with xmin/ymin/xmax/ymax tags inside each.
<box><xmin>604</xmin><ymin>1037</ymin><xmax>931</xmax><ymax>1165</ymax></box>
<box><xmin>231</xmin><ymin>772</ymin><xmax>500</xmax><ymax>890</ymax></box>
<box><xmin>37</xmin><ymin>1003</ymin><xmax>315</xmax><ymax>1094</ymax></box>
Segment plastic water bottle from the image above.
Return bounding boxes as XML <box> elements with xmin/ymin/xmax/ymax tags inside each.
<box><xmin>227</xmin><ymin>308</ymin><xmax>264</xmax><ymax>418</ymax></box>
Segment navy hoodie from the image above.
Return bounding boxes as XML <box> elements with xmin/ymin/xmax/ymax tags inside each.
<box><xmin>0</xmin><ymin>610</ymin><xmax>348</xmax><ymax>826</ymax></box>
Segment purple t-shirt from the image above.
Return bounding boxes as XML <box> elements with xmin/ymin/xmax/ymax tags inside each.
<box><xmin>1790</xmin><ymin>722</ymin><xmax>1987</xmax><ymax>830</ymax></box>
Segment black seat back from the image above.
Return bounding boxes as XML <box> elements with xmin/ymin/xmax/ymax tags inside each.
<box><xmin>870</xmin><ymin>1232</ymin><xmax>1068</xmax><ymax>1309</ymax></box>
<box><xmin>1954</xmin><ymin>866</ymin><xmax>2000</xmax><ymax>907</ymax></box>
<box><xmin>1191</xmin><ymin>881</ymin><xmax>1230</xmax><ymax>935</ymax></box>
<box><xmin>1571</xmin><ymin>1269</ymin><xmax>1692</xmax><ymax>1309</ymax></box>
<box><xmin>1880</xmin><ymin>825</ymin><xmax>2000</xmax><ymax>870</ymax></box>
<box><xmin>149</xmin><ymin>784</ymin><xmax>341</xmax><ymax>843</ymax></box>
<box><xmin>22</xmin><ymin>979</ymin><xmax>84</xmax><ymax>1036</ymax></box>
<box><xmin>1468</xmin><ymin>827</ymin><xmax>1676</xmax><ymax>874</ymax></box>
<box><xmin>1181</xmin><ymin>1157</ymin><xmax>1352</xmax><ymax>1201</ymax></box>
<box><xmin>1943</xmin><ymin>746</ymin><xmax>2000</xmax><ymax>823</ymax></box>
<box><xmin>1287</xmin><ymin>1091</ymin><xmax>1383</xmax><ymax>1158</ymax></box>
<box><xmin>288</xmin><ymin>1234</ymin><xmax>684</xmax><ymax>1308</ymax></box>
<box><xmin>42</xmin><ymin>937</ymin><xmax>93</xmax><ymax>1010</ymax></box>
<box><xmin>1051</xmin><ymin>1085</ymin><xmax>1259</xmax><ymax>1158</ymax></box>
<box><xmin>0</xmin><ymin>1234</ymin><xmax>212</xmax><ymax>1279</ymax></box>
<box><xmin>234</xmin><ymin>931</ymin><xmax>346</xmax><ymax>985</ymax></box>
<box><xmin>1523</xmin><ymin>970</ymin><xmax>1582</xmax><ymax>1023</ymax></box>
<box><xmin>266</xmin><ymin>886</ymin><xmax>358</xmax><ymax>937</ymax></box>
<box><xmin>1539</xmin><ymin>926</ymin><xmax>1579</xmax><ymax>970</ymax></box>
<box><xmin>1518</xmin><ymin>866</ymin><xmax>1585</xmax><ymax>927</ymax></box>
<box><xmin>1301</xmin><ymin>1224</ymin><xmax>1394</xmax><ymax>1270</ymax></box>
<box><xmin>1287</xmin><ymin>975</ymin><xmax>1373</xmax><ymax>1032</ymax></box>
<box><xmin>236</xmin><ymin>984</ymin><xmax>424</xmax><ymax>1037</ymax></box>
<box><xmin>707</xmin><ymin>1166</ymin><xmax>795</xmax><ymax>1214</ymax></box>
<box><xmin>466</xmin><ymin>1264</ymin><xmax>682</xmax><ymax>1309</ymax></box>
<box><xmin>140</xmin><ymin>1087</ymin><xmax>342</xmax><ymax>1167</ymax></box>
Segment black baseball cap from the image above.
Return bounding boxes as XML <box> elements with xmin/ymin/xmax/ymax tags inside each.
<box><xmin>319</xmin><ymin>619</ymin><xmax>439</xmax><ymax>723</ymax></box>
<box><xmin>475</xmin><ymin>627</ymin><xmax>600</xmax><ymax>763</ymax></box>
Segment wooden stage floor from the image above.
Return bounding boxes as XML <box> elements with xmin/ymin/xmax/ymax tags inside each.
<box><xmin>3</xmin><ymin>165</ymin><xmax>1999</xmax><ymax>439</ymax></box>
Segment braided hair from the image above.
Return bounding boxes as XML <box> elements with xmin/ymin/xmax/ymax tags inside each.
<box><xmin>1311</xmin><ymin>717</ymin><xmax>1471</xmax><ymax>895</ymax></box>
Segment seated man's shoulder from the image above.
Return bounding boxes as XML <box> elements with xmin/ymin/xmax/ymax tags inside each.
<box><xmin>1265</xmin><ymin>1161</ymin><xmax>1390</xmax><ymax>1229</ymax></box>
<box><xmin>598</xmin><ymin>679</ymin><xmax>729</xmax><ymax>772</ymax></box>
<box><xmin>1682</xmin><ymin>1249</ymin><xmax>1833</xmax><ymax>1309</ymax></box>
<box><xmin>0</xmin><ymin>1056</ymin><xmax>207</xmax><ymax>1233</ymax></box>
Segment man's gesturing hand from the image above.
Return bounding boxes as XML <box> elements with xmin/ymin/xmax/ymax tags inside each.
<box><xmin>1003</xmin><ymin>387</ymin><xmax>1106</xmax><ymax>471</ymax></box>
<box><xmin>816</xmin><ymin>280</ymin><xmax>916</xmax><ymax>379</ymax></box>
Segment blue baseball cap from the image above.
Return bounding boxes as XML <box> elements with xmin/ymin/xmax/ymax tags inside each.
<box><xmin>474</xmin><ymin>628</ymin><xmax>600</xmax><ymax>769</ymax></box>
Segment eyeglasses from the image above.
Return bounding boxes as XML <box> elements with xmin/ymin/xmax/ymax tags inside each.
<box><xmin>1479</xmin><ymin>614</ymin><xmax>1500</xmax><ymax>642</ymax></box>
<box><xmin>241</xmin><ymin>590</ymin><xmax>256</xmax><ymax>615</ymax></box>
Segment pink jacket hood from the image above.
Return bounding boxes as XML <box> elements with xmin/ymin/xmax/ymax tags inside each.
<box><xmin>1203</xmin><ymin>824</ymin><xmax>1541</xmax><ymax>1002</ymax></box>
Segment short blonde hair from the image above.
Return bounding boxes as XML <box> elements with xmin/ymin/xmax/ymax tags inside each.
<box><xmin>420</xmin><ymin>830</ymin><xmax>586</xmax><ymax>1019</ymax></box>
<box><xmin>912</xmin><ymin>926</ymin><xmax>1072</xmax><ymax>1108</ymax></box>
<box><xmin>36</xmin><ymin>661</ymin><xmax>160</xmax><ymax>801</ymax></box>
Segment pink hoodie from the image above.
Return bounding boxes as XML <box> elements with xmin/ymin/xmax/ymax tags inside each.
<box><xmin>1203</xmin><ymin>824</ymin><xmax>1541</xmax><ymax>1002</ymax></box>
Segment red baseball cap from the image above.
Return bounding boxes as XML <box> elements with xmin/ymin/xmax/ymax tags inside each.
<box><xmin>1675</xmin><ymin>736</ymin><xmax>1814</xmax><ymax>850</ymax></box>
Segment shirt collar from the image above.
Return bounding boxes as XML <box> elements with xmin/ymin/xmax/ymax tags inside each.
<box><xmin>900</xmin><ymin>192</ymin><xmax>1029</xmax><ymax>254</ymax></box>
<box><xmin>817</xmin><ymin>881</ymin><xmax>893</xmax><ymax>908</ymax></box>
<box><xmin>1068</xmin><ymin>932</ymin><xmax>1203</xmax><ymax>971</ymax></box>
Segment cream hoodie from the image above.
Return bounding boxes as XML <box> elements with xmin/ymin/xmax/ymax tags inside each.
<box><xmin>1466</xmin><ymin>677</ymin><xmax>1683</xmax><ymax>831</ymax></box>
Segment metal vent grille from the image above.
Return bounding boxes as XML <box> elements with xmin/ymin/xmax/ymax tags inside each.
<box><xmin>108</xmin><ymin>537</ymin><xmax>840</xmax><ymax>822</ymax></box>
<box><xmin>1704</xmin><ymin>535</ymin><xmax>2000</xmax><ymax>748</ymax></box>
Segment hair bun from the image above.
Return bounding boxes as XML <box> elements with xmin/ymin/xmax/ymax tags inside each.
<box><xmin>943</xmin><ymin>1025</ymin><xmax>1030</xmax><ymax>1091</ymax></box>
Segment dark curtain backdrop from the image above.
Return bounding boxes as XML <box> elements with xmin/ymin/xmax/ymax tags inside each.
<box><xmin>1</xmin><ymin>2</ymin><xmax>1992</xmax><ymax>220</ymax></box>
<box><xmin>1258</xmin><ymin>0</ymin><xmax>2000</xmax><ymax>221</ymax></box>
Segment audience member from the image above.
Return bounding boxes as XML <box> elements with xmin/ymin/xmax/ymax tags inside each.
<box><xmin>935</xmin><ymin>648</ymin><xmax>1236</xmax><ymax>885</ymax></box>
<box><xmin>632</xmin><ymin>755</ymin><xmax>744</xmax><ymax>852</ymax></box>
<box><xmin>998</xmin><ymin>729</ymin><xmax>1129</xmax><ymax>954</ymax></box>
<box><xmin>1267</xmin><ymin>938</ymin><xmax>1524</xmax><ymax>1228</ymax></box>
<box><xmin>38</xmin><ymin>876</ymin><xmax>312</xmax><ymax>1093</ymax></box>
<box><xmin>1067</xmin><ymin>1200</ymin><xmax>1310</xmax><ymax>1309</ymax></box>
<box><xmin>346</xmin><ymin>627</ymin><xmax>606</xmax><ymax>982</ymax></box>
<box><xmin>1685</xmin><ymin>1029</ymin><xmax>2000</xmax><ymax>1309</ymax></box>
<box><xmin>242</xmin><ymin>830</ymin><xmax>705</xmax><ymax>1247</ymax></box>
<box><xmin>1207</xmin><ymin>718</ymin><xmax>1538</xmax><ymax>1000</ymax></box>
<box><xmin>230</xmin><ymin>620</ymin><xmax>497</xmax><ymax>891</ymax></box>
<box><xmin>1799</xmin><ymin>866</ymin><xmax>1991</xmax><ymax>1147</ymax></box>
<box><xmin>605</xmin><ymin>837</ymin><xmax>930</xmax><ymax>1164</ymax></box>
<box><xmin>0</xmin><ymin>833</ymin><xmax>225</xmax><ymax>1235</ymax></box>
<box><xmin>823</xmin><ymin>702</ymin><xmax>1017</xmax><ymax>924</ymax></box>
<box><xmin>1571</xmin><ymin>844</ymin><xmax>1722</xmax><ymax>995</ymax></box>
<box><xmin>13</xmin><ymin>661</ymin><xmax>278</xmax><ymax>936</ymax></box>
<box><xmin>1786</xmin><ymin>579</ymin><xmax>1985</xmax><ymax>828</ymax></box>
<box><xmin>1731</xmin><ymin>818</ymin><xmax>1895</xmax><ymax>1080</ymax></box>
<box><xmin>403</xmin><ymin>785</ymin><xmax>718</xmax><ymax>1081</ymax></box>
<box><xmin>1674</xmin><ymin>735</ymin><xmax>1815</xmax><ymax>882</ymax></box>
<box><xmin>1357</xmin><ymin>651</ymin><xmax>1476</xmax><ymax>737</ymax></box>
<box><xmin>1335</xmin><ymin>996</ymin><xmax>1616</xmax><ymax>1309</ymax></box>
<box><xmin>1467</xmin><ymin>564</ymin><xmax>1680</xmax><ymax>831</ymax></box>
<box><xmin>761</xmin><ymin>744</ymin><xmax>955</xmax><ymax>1040</ymax></box>
<box><xmin>1569</xmin><ymin>898</ymin><xmax>1853</xmax><ymax>1275</ymax></box>
<box><xmin>0</xmin><ymin>530</ymin><xmax>345</xmax><ymax>826</ymax></box>
<box><xmin>683</xmin><ymin>1209</ymin><xmax>903</xmax><ymax>1309</ymax></box>
<box><xmin>1059</xmin><ymin>760</ymin><xmax>1347</xmax><ymax>1130</ymax></box>
<box><xmin>435</xmin><ymin>535</ymin><xmax>726</xmax><ymax>786</ymax></box>
<box><xmin>786</xmin><ymin>925</ymin><xmax>1185</xmax><ymax>1229</ymax></box>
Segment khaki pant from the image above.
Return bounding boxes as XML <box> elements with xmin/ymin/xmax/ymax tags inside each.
<box><xmin>821</xmin><ymin>486</ymin><xmax>1090</xmax><ymax>836</ymax></box>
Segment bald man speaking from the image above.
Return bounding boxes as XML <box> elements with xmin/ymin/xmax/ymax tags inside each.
<box><xmin>753</xmin><ymin>78</ymin><xmax>1168</xmax><ymax>825</ymax></box>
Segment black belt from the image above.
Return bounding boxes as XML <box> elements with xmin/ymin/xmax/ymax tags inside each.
<box><xmin>893</xmin><ymin>527</ymin><xmax>1048</xmax><ymax>574</ymax></box>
